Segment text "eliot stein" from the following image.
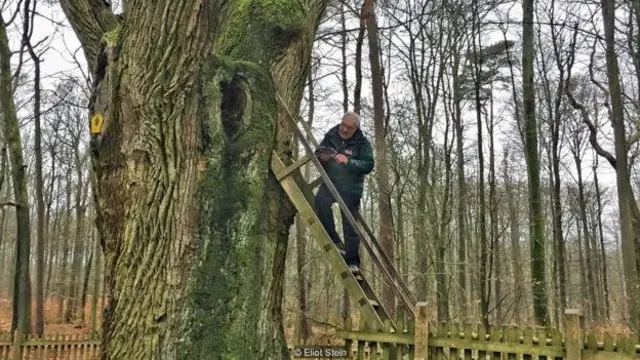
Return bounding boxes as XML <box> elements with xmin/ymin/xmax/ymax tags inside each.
<box><xmin>292</xmin><ymin>346</ymin><xmax>348</xmax><ymax>358</ymax></box>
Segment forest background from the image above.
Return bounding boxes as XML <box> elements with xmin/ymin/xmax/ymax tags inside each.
<box><xmin>0</xmin><ymin>0</ymin><xmax>637</xmax><ymax>349</ymax></box>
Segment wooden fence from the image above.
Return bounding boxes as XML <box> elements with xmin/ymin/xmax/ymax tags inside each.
<box><xmin>0</xmin><ymin>306</ymin><xmax>637</xmax><ymax>360</ymax></box>
<box><xmin>0</xmin><ymin>333</ymin><xmax>100</xmax><ymax>360</ymax></box>
<box><xmin>336</xmin><ymin>303</ymin><xmax>640</xmax><ymax>359</ymax></box>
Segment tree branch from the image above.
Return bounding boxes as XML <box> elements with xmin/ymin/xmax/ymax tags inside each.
<box><xmin>59</xmin><ymin>0</ymin><xmax>119</xmax><ymax>73</ymax></box>
<box><xmin>0</xmin><ymin>201</ymin><xmax>20</xmax><ymax>207</ymax></box>
<box><xmin>565</xmin><ymin>23</ymin><xmax>617</xmax><ymax>169</ymax></box>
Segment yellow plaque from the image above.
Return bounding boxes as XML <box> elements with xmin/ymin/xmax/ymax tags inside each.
<box><xmin>90</xmin><ymin>113</ymin><xmax>104</xmax><ymax>134</ymax></box>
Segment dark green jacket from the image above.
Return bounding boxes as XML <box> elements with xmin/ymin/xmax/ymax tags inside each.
<box><xmin>315</xmin><ymin>125</ymin><xmax>374</xmax><ymax>197</ymax></box>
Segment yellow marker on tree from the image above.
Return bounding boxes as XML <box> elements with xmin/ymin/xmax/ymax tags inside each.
<box><xmin>90</xmin><ymin>113</ymin><xmax>104</xmax><ymax>134</ymax></box>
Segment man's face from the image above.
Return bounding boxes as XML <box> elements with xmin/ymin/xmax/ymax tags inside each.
<box><xmin>339</xmin><ymin>115</ymin><xmax>358</xmax><ymax>139</ymax></box>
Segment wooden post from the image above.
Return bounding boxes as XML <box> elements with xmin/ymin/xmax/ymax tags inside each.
<box><xmin>12</xmin><ymin>329</ymin><xmax>22</xmax><ymax>360</ymax></box>
<box><xmin>564</xmin><ymin>309</ymin><xmax>583</xmax><ymax>360</ymax></box>
<box><xmin>414</xmin><ymin>302</ymin><xmax>429</xmax><ymax>360</ymax></box>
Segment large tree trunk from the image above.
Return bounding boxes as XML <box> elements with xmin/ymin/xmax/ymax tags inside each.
<box><xmin>338</xmin><ymin>9</ymin><xmax>352</xmax><ymax>327</ymax></box>
<box><xmin>26</xmin><ymin>22</ymin><xmax>47</xmax><ymax>336</ymax></box>
<box><xmin>575</xmin><ymin>153</ymin><xmax>598</xmax><ymax>320</ymax></box>
<box><xmin>91</xmin><ymin>226</ymin><xmax>102</xmax><ymax>334</ymax></box>
<box><xmin>593</xmin><ymin>155</ymin><xmax>610</xmax><ymax>319</ymax></box>
<box><xmin>504</xmin><ymin>157</ymin><xmax>524</xmax><ymax>324</ymax></box>
<box><xmin>452</xmin><ymin>47</ymin><xmax>467</xmax><ymax>320</ymax></box>
<box><xmin>65</xmin><ymin>149</ymin><xmax>87</xmax><ymax>322</ymax></box>
<box><xmin>58</xmin><ymin>170</ymin><xmax>72</xmax><ymax>322</ymax></box>
<box><xmin>295</xmin><ymin>70</ymin><xmax>314</xmax><ymax>344</ymax></box>
<box><xmin>522</xmin><ymin>0</ymin><xmax>548</xmax><ymax>326</ymax></box>
<box><xmin>45</xmin><ymin>147</ymin><xmax>58</xmax><ymax>299</ymax></box>
<box><xmin>363</xmin><ymin>0</ymin><xmax>395</xmax><ymax>317</ymax></box>
<box><xmin>600</xmin><ymin>0</ymin><xmax>640</xmax><ymax>330</ymax></box>
<box><xmin>470</xmin><ymin>9</ymin><xmax>489</xmax><ymax>329</ymax></box>
<box><xmin>80</xmin><ymin>246</ymin><xmax>94</xmax><ymax>326</ymax></box>
<box><xmin>0</xmin><ymin>13</ymin><xmax>33</xmax><ymax>338</ymax></box>
<box><xmin>488</xmin><ymin>82</ymin><xmax>500</xmax><ymax>324</ymax></box>
<box><xmin>61</xmin><ymin>1</ymin><xmax>326</xmax><ymax>358</ymax></box>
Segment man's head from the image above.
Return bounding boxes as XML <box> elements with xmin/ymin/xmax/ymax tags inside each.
<box><xmin>339</xmin><ymin>111</ymin><xmax>359</xmax><ymax>139</ymax></box>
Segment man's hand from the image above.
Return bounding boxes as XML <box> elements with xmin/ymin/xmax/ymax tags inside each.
<box><xmin>335</xmin><ymin>154</ymin><xmax>349</xmax><ymax>164</ymax></box>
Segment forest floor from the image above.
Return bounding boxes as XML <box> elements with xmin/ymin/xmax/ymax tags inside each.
<box><xmin>0</xmin><ymin>292</ymin><xmax>102</xmax><ymax>338</ymax></box>
<box><xmin>0</xmin><ymin>293</ymin><xmax>345</xmax><ymax>346</ymax></box>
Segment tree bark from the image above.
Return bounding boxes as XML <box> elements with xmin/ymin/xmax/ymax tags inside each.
<box><xmin>338</xmin><ymin>8</ymin><xmax>352</xmax><ymax>327</ymax></box>
<box><xmin>341</xmin><ymin>2</ymin><xmax>349</xmax><ymax>112</ymax></box>
<box><xmin>44</xmin><ymin>140</ymin><xmax>58</xmax><ymax>299</ymax></box>
<box><xmin>545</xmin><ymin>13</ymin><xmax>568</xmax><ymax>315</ymax></box>
<box><xmin>593</xmin><ymin>154</ymin><xmax>610</xmax><ymax>319</ymax></box>
<box><xmin>504</xmin><ymin>156</ymin><xmax>523</xmax><ymax>324</ymax></box>
<box><xmin>81</xmin><ymin>246</ymin><xmax>94</xmax><ymax>326</ymax></box>
<box><xmin>65</xmin><ymin>148</ymin><xmax>87</xmax><ymax>323</ymax></box>
<box><xmin>353</xmin><ymin>7</ymin><xmax>366</xmax><ymax>114</ymax></box>
<box><xmin>363</xmin><ymin>0</ymin><xmax>395</xmax><ymax>317</ymax></box>
<box><xmin>26</xmin><ymin>19</ymin><xmax>47</xmax><ymax>337</ymax></box>
<box><xmin>488</xmin><ymin>81</ymin><xmax>500</xmax><ymax>324</ymax></box>
<box><xmin>91</xmin><ymin>227</ymin><xmax>102</xmax><ymax>334</ymax></box>
<box><xmin>470</xmin><ymin>9</ymin><xmax>489</xmax><ymax>329</ymax></box>
<box><xmin>576</xmin><ymin>207</ymin><xmax>588</xmax><ymax>313</ymax></box>
<box><xmin>0</xmin><ymin>13</ymin><xmax>33</xmax><ymax>338</ymax></box>
<box><xmin>522</xmin><ymin>0</ymin><xmax>548</xmax><ymax>326</ymax></box>
<box><xmin>574</xmin><ymin>152</ymin><xmax>598</xmax><ymax>320</ymax></box>
<box><xmin>58</xmin><ymin>170</ymin><xmax>72</xmax><ymax>322</ymax></box>
<box><xmin>61</xmin><ymin>1</ymin><xmax>326</xmax><ymax>358</ymax></box>
<box><xmin>600</xmin><ymin>0</ymin><xmax>640</xmax><ymax>330</ymax></box>
<box><xmin>452</xmin><ymin>46</ymin><xmax>467</xmax><ymax>320</ymax></box>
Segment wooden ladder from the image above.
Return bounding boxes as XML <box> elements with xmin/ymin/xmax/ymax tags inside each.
<box><xmin>271</xmin><ymin>93</ymin><xmax>417</xmax><ymax>333</ymax></box>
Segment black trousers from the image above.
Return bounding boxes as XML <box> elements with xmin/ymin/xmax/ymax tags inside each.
<box><xmin>314</xmin><ymin>184</ymin><xmax>362</xmax><ymax>266</ymax></box>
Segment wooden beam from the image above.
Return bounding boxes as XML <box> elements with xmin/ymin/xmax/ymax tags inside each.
<box><xmin>308</xmin><ymin>176</ymin><xmax>323</xmax><ymax>189</ymax></box>
<box><xmin>275</xmin><ymin>155</ymin><xmax>310</xmax><ymax>181</ymax></box>
<box><xmin>335</xmin><ymin>330</ymin><xmax>413</xmax><ymax>345</ymax></box>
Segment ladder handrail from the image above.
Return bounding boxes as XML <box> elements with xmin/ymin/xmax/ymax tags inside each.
<box><xmin>276</xmin><ymin>93</ymin><xmax>416</xmax><ymax>318</ymax></box>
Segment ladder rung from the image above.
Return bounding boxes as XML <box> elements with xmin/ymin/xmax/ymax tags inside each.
<box><xmin>308</xmin><ymin>176</ymin><xmax>323</xmax><ymax>189</ymax></box>
<box><xmin>276</xmin><ymin>156</ymin><xmax>311</xmax><ymax>181</ymax></box>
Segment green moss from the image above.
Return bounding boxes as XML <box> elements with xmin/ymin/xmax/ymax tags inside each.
<box><xmin>179</xmin><ymin>57</ymin><xmax>277</xmax><ymax>359</ymax></box>
<box><xmin>215</xmin><ymin>0</ymin><xmax>305</xmax><ymax>64</ymax></box>
<box><xmin>103</xmin><ymin>26</ymin><xmax>121</xmax><ymax>46</ymax></box>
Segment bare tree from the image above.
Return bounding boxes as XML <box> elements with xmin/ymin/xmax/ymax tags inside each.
<box><xmin>523</xmin><ymin>0</ymin><xmax>548</xmax><ymax>326</ymax></box>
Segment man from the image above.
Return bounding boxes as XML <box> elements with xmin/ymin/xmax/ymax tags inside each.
<box><xmin>314</xmin><ymin>111</ymin><xmax>374</xmax><ymax>273</ymax></box>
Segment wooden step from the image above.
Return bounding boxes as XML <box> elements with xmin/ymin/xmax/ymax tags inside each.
<box><xmin>275</xmin><ymin>155</ymin><xmax>311</xmax><ymax>181</ymax></box>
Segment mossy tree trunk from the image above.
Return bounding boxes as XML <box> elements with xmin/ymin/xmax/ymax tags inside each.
<box><xmin>61</xmin><ymin>0</ymin><xmax>326</xmax><ymax>358</ymax></box>
<box><xmin>0</xmin><ymin>13</ymin><xmax>33</xmax><ymax>339</ymax></box>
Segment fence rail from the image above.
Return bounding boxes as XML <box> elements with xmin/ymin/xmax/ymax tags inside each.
<box><xmin>0</xmin><ymin>307</ymin><xmax>637</xmax><ymax>360</ymax></box>
<box><xmin>337</xmin><ymin>303</ymin><xmax>640</xmax><ymax>359</ymax></box>
<box><xmin>0</xmin><ymin>333</ymin><xmax>100</xmax><ymax>360</ymax></box>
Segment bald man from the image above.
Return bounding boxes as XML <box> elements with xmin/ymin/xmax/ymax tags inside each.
<box><xmin>314</xmin><ymin>112</ymin><xmax>374</xmax><ymax>273</ymax></box>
